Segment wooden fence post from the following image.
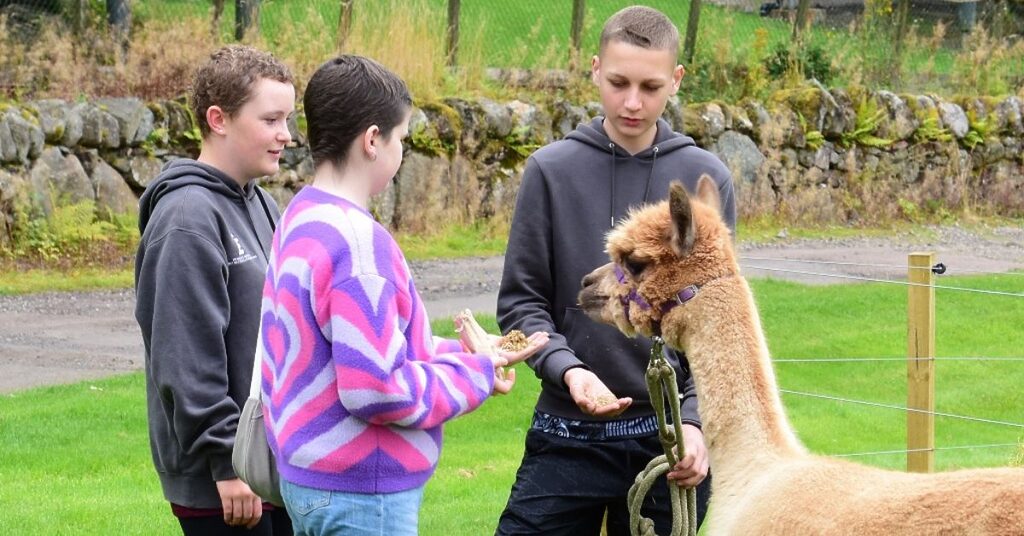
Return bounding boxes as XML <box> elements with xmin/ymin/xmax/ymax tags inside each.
<box><xmin>447</xmin><ymin>0</ymin><xmax>461</xmax><ymax>68</ymax></box>
<box><xmin>907</xmin><ymin>252</ymin><xmax>936</xmax><ymax>473</ymax></box>
<box><xmin>892</xmin><ymin>0</ymin><xmax>911</xmax><ymax>75</ymax></box>
<box><xmin>683</xmin><ymin>0</ymin><xmax>702</xmax><ymax>65</ymax></box>
<box><xmin>106</xmin><ymin>0</ymin><xmax>132</xmax><ymax>52</ymax></box>
<box><xmin>212</xmin><ymin>0</ymin><xmax>226</xmax><ymax>36</ymax></box>
<box><xmin>338</xmin><ymin>0</ymin><xmax>354</xmax><ymax>51</ymax></box>
<box><xmin>792</xmin><ymin>0</ymin><xmax>811</xmax><ymax>40</ymax></box>
<box><xmin>235</xmin><ymin>0</ymin><xmax>261</xmax><ymax>41</ymax></box>
<box><xmin>569</xmin><ymin>0</ymin><xmax>585</xmax><ymax>72</ymax></box>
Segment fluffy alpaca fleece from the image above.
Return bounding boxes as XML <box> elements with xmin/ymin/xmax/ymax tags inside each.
<box><xmin>577</xmin><ymin>177</ymin><xmax>1024</xmax><ymax>535</ymax></box>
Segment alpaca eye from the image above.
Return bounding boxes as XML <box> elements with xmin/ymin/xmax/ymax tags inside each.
<box><xmin>624</xmin><ymin>259</ymin><xmax>646</xmax><ymax>277</ymax></box>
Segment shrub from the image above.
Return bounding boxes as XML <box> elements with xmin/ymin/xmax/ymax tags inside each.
<box><xmin>7</xmin><ymin>200</ymin><xmax>137</xmax><ymax>268</ymax></box>
<box><xmin>765</xmin><ymin>43</ymin><xmax>835</xmax><ymax>86</ymax></box>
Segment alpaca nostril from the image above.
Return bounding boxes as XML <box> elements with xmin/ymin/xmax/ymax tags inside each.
<box><xmin>581</xmin><ymin>273</ymin><xmax>596</xmax><ymax>289</ymax></box>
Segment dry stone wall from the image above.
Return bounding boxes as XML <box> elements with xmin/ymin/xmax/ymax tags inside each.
<box><xmin>1</xmin><ymin>88</ymin><xmax>1022</xmax><ymax>247</ymax></box>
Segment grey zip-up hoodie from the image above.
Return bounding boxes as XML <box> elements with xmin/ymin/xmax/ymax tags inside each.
<box><xmin>134</xmin><ymin>159</ymin><xmax>279</xmax><ymax>508</ymax></box>
<box><xmin>497</xmin><ymin>117</ymin><xmax>736</xmax><ymax>423</ymax></box>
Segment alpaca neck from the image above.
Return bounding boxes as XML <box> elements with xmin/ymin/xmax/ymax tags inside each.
<box><xmin>667</xmin><ymin>276</ymin><xmax>805</xmax><ymax>486</ymax></box>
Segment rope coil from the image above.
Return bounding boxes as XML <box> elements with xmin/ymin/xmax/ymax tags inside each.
<box><xmin>628</xmin><ymin>336</ymin><xmax>697</xmax><ymax>536</ymax></box>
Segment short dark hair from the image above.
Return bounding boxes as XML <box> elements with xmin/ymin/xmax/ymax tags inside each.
<box><xmin>304</xmin><ymin>55</ymin><xmax>412</xmax><ymax>169</ymax></box>
<box><xmin>190</xmin><ymin>45</ymin><xmax>293</xmax><ymax>137</ymax></box>
<box><xmin>599</xmin><ymin>6</ymin><xmax>680</xmax><ymax>55</ymax></box>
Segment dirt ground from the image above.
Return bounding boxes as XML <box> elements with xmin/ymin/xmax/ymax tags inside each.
<box><xmin>1</xmin><ymin>225</ymin><xmax>1021</xmax><ymax>394</ymax></box>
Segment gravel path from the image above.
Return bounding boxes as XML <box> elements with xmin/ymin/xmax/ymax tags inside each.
<box><xmin>1</xmin><ymin>225</ymin><xmax>1021</xmax><ymax>394</ymax></box>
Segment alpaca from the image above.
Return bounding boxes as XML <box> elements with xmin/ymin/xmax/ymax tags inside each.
<box><xmin>577</xmin><ymin>177</ymin><xmax>1024</xmax><ymax>535</ymax></box>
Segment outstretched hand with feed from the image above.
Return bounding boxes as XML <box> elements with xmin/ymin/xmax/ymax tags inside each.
<box><xmin>454</xmin><ymin>309</ymin><xmax>549</xmax><ymax>394</ymax></box>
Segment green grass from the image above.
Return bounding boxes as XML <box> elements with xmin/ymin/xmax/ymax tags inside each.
<box><xmin>0</xmin><ymin>374</ymin><xmax>175</xmax><ymax>534</ymax></box>
<box><xmin>396</xmin><ymin>221</ymin><xmax>510</xmax><ymax>261</ymax></box>
<box><xmin>1</xmin><ymin>277</ymin><xmax>1022</xmax><ymax>533</ymax></box>
<box><xmin>0</xmin><ymin>267</ymin><xmax>134</xmax><ymax>295</ymax></box>
<box><xmin>0</xmin><ymin>221</ymin><xmax>504</xmax><ymax>294</ymax></box>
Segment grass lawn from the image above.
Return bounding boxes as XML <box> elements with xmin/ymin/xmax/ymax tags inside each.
<box><xmin>0</xmin><ymin>267</ymin><xmax>134</xmax><ymax>296</ymax></box>
<box><xmin>1</xmin><ymin>276</ymin><xmax>1022</xmax><ymax>534</ymax></box>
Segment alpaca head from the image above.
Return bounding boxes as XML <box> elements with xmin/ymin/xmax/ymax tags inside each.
<box><xmin>578</xmin><ymin>176</ymin><xmax>738</xmax><ymax>340</ymax></box>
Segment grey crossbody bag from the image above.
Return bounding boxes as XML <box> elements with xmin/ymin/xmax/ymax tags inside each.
<box><xmin>232</xmin><ymin>329</ymin><xmax>285</xmax><ymax>506</ymax></box>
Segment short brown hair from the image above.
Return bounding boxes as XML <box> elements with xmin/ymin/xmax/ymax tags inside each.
<box><xmin>189</xmin><ymin>45</ymin><xmax>293</xmax><ymax>137</ymax></box>
<box><xmin>304</xmin><ymin>55</ymin><xmax>411</xmax><ymax>169</ymax></box>
<box><xmin>599</xmin><ymin>6</ymin><xmax>680</xmax><ymax>55</ymax></box>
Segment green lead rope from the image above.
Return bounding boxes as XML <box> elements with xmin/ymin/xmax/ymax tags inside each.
<box><xmin>628</xmin><ymin>336</ymin><xmax>697</xmax><ymax>536</ymax></box>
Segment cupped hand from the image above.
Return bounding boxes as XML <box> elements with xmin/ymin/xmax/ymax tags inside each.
<box><xmin>496</xmin><ymin>331</ymin><xmax>549</xmax><ymax>366</ymax></box>
<box><xmin>563</xmin><ymin>367</ymin><xmax>632</xmax><ymax>417</ymax></box>
<box><xmin>491</xmin><ymin>366</ymin><xmax>517</xmax><ymax>395</ymax></box>
<box><xmin>216</xmin><ymin>478</ymin><xmax>263</xmax><ymax>528</ymax></box>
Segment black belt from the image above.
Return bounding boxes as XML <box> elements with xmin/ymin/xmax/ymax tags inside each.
<box><xmin>530</xmin><ymin>410</ymin><xmax>660</xmax><ymax>441</ymax></box>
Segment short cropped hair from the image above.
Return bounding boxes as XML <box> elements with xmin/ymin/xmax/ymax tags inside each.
<box><xmin>599</xmin><ymin>5</ymin><xmax>680</xmax><ymax>55</ymax></box>
<box><xmin>190</xmin><ymin>45</ymin><xmax>293</xmax><ymax>137</ymax></box>
<box><xmin>303</xmin><ymin>55</ymin><xmax>412</xmax><ymax>169</ymax></box>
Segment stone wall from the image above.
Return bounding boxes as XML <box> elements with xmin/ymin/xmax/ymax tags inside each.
<box><xmin>1</xmin><ymin>88</ymin><xmax>1022</xmax><ymax>248</ymax></box>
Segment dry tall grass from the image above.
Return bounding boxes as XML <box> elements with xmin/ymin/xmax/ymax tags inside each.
<box><xmin>1</xmin><ymin>14</ymin><xmax>218</xmax><ymax>100</ymax></box>
<box><xmin>1</xmin><ymin>0</ymin><xmax>492</xmax><ymax>103</ymax></box>
<box><xmin>336</xmin><ymin>0</ymin><xmax>451</xmax><ymax>101</ymax></box>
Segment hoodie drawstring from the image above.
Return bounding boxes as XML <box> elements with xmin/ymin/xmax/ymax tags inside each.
<box><xmin>609</xmin><ymin>143</ymin><xmax>660</xmax><ymax>229</ymax></box>
<box><xmin>609</xmin><ymin>142</ymin><xmax>617</xmax><ymax>228</ymax></box>
<box><xmin>643</xmin><ymin>145</ymin><xmax>659</xmax><ymax>205</ymax></box>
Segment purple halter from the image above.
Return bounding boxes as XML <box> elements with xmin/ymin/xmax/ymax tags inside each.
<box><xmin>614</xmin><ymin>264</ymin><xmax>700</xmax><ymax>325</ymax></box>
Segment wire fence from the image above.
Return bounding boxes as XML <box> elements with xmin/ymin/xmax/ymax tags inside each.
<box><xmin>2</xmin><ymin>0</ymin><xmax>1022</xmax><ymax>101</ymax></box>
<box><xmin>751</xmin><ymin>253</ymin><xmax>1024</xmax><ymax>466</ymax></box>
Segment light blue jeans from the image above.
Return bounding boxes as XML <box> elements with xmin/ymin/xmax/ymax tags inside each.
<box><xmin>280</xmin><ymin>479</ymin><xmax>425</xmax><ymax>536</ymax></box>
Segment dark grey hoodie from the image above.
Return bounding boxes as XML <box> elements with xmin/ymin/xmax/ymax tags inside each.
<box><xmin>497</xmin><ymin>117</ymin><xmax>736</xmax><ymax>423</ymax></box>
<box><xmin>134</xmin><ymin>159</ymin><xmax>279</xmax><ymax>508</ymax></box>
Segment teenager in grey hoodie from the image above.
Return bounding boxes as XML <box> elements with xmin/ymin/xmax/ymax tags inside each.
<box><xmin>134</xmin><ymin>45</ymin><xmax>294</xmax><ymax>535</ymax></box>
<box><xmin>495</xmin><ymin>7</ymin><xmax>735</xmax><ymax>535</ymax></box>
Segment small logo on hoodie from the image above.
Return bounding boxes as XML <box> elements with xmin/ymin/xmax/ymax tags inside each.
<box><xmin>228</xmin><ymin>232</ymin><xmax>257</xmax><ymax>265</ymax></box>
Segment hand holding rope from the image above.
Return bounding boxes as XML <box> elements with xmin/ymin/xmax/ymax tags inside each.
<box><xmin>627</xmin><ymin>336</ymin><xmax>697</xmax><ymax>536</ymax></box>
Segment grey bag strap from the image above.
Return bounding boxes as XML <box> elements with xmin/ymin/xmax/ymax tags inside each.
<box><xmin>249</xmin><ymin>329</ymin><xmax>263</xmax><ymax>398</ymax></box>
<box><xmin>251</xmin><ymin>186</ymin><xmax>274</xmax><ymax>399</ymax></box>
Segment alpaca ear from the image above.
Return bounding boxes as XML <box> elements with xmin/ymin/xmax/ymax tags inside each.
<box><xmin>695</xmin><ymin>174</ymin><xmax>721</xmax><ymax>216</ymax></box>
<box><xmin>668</xmin><ymin>181</ymin><xmax>695</xmax><ymax>257</ymax></box>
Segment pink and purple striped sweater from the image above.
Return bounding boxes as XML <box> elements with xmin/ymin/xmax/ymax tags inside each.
<box><xmin>260</xmin><ymin>186</ymin><xmax>496</xmax><ymax>494</ymax></box>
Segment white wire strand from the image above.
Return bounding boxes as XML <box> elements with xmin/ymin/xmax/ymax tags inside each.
<box><xmin>742</xmin><ymin>256</ymin><xmax>1024</xmax><ymax>277</ymax></box>
<box><xmin>773</xmin><ymin>357</ymin><xmax>1024</xmax><ymax>363</ymax></box>
<box><xmin>778</xmin><ymin>389</ymin><xmax>1024</xmax><ymax>429</ymax></box>
<box><xmin>745</xmin><ymin>265</ymin><xmax>1024</xmax><ymax>297</ymax></box>
<box><xmin>742</xmin><ymin>256</ymin><xmax>925</xmax><ymax>270</ymax></box>
<box><xmin>832</xmin><ymin>443</ymin><xmax>1022</xmax><ymax>458</ymax></box>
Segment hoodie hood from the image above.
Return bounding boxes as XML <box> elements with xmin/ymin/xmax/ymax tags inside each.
<box><xmin>138</xmin><ymin>159</ymin><xmax>254</xmax><ymax>233</ymax></box>
<box><xmin>566</xmin><ymin>117</ymin><xmax>697</xmax><ymax>227</ymax></box>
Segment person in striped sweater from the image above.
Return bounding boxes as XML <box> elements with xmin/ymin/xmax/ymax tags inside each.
<box><xmin>259</xmin><ymin>55</ymin><xmax>547</xmax><ymax>536</ymax></box>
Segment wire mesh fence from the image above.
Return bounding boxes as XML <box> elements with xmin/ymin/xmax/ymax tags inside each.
<box><xmin>1</xmin><ymin>0</ymin><xmax>1022</xmax><ymax>101</ymax></box>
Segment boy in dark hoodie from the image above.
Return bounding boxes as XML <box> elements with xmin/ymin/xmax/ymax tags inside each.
<box><xmin>134</xmin><ymin>45</ymin><xmax>295</xmax><ymax>535</ymax></box>
<box><xmin>495</xmin><ymin>6</ymin><xmax>736</xmax><ymax>535</ymax></box>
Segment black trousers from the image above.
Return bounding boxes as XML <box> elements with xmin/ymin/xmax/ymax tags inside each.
<box><xmin>495</xmin><ymin>428</ymin><xmax>711</xmax><ymax>535</ymax></box>
<box><xmin>178</xmin><ymin>508</ymin><xmax>293</xmax><ymax>536</ymax></box>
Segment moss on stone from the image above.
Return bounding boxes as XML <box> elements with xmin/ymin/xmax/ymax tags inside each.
<box><xmin>20</xmin><ymin>107</ymin><xmax>40</xmax><ymax>127</ymax></box>
<box><xmin>416</xmin><ymin>99</ymin><xmax>464</xmax><ymax>144</ymax></box>
<box><xmin>771</xmin><ymin>85</ymin><xmax>823</xmax><ymax>127</ymax></box>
